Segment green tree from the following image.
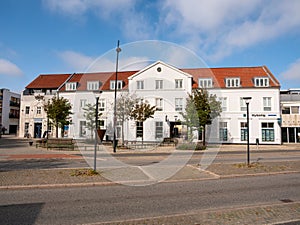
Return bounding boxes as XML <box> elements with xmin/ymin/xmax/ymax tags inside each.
<box><xmin>130</xmin><ymin>100</ymin><xmax>156</xmax><ymax>143</ymax></box>
<box><xmin>180</xmin><ymin>97</ymin><xmax>199</xmax><ymax>141</ymax></box>
<box><xmin>44</xmin><ymin>96</ymin><xmax>73</xmax><ymax>138</ymax></box>
<box><xmin>182</xmin><ymin>89</ymin><xmax>222</xmax><ymax>145</ymax></box>
<box><xmin>116</xmin><ymin>93</ymin><xmax>139</xmax><ymax>145</ymax></box>
<box><xmin>83</xmin><ymin>103</ymin><xmax>102</xmax><ymax>139</ymax></box>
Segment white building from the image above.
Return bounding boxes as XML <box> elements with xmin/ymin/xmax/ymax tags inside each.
<box><xmin>0</xmin><ymin>88</ymin><xmax>20</xmax><ymax>135</ymax></box>
<box><xmin>280</xmin><ymin>89</ymin><xmax>300</xmax><ymax>143</ymax></box>
<box><xmin>19</xmin><ymin>61</ymin><xmax>281</xmax><ymax>144</ymax></box>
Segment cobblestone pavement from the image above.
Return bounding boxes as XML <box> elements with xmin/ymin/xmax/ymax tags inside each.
<box><xmin>98</xmin><ymin>202</ymin><xmax>300</xmax><ymax>225</ymax></box>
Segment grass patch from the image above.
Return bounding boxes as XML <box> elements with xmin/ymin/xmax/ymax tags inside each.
<box><xmin>71</xmin><ymin>169</ymin><xmax>100</xmax><ymax>177</ymax></box>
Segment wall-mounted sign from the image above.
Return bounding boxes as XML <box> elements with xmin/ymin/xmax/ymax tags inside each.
<box><xmin>252</xmin><ymin>114</ymin><xmax>266</xmax><ymax>117</ymax></box>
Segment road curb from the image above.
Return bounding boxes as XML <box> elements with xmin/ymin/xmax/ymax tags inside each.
<box><xmin>1</xmin><ymin>170</ymin><xmax>299</xmax><ymax>190</ymax></box>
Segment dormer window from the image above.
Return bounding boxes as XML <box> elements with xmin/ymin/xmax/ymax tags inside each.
<box><xmin>254</xmin><ymin>77</ymin><xmax>269</xmax><ymax>87</ymax></box>
<box><xmin>66</xmin><ymin>82</ymin><xmax>77</xmax><ymax>91</ymax></box>
<box><xmin>110</xmin><ymin>80</ymin><xmax>123</xmax><ymax>90</ymax></box>
<box><xmin>87</xmin><ymin>81</ymin><xmax>99</xmax><ymax>91</ymax></box>
<box><xmin>225</xmin><ymin>78</ymin><xmax>240</xmax><ymax>88</ymax></box>
<box><xmin>199</xmin><ymin>78</ymin><xmax>213</xmax><ymax>88</ymax></box>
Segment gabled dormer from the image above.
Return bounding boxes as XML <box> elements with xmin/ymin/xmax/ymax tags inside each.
<box><xmin>254</xmin><ymin>77</ymin><xmax>269</xmax><ymax>87</ymax></box>
<box><xmin>66</xmin><ymin>82</ymin><xmax>78</xmax><ymax>91</ymax></box>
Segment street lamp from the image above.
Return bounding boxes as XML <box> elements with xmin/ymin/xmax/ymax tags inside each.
<box><xmin>243</xmin><ymin>97</ymin><xmax>252</xmax><ymax>165</ymax></box>
<box><xmin>113</xmin><ymin>40</ymin><xmax>121</xmax><ymax>153</ymax></box>
<box><xmin>94</xmin><ymin>91</ymin><xmax>102</xmax><ymax>171</ymax></box>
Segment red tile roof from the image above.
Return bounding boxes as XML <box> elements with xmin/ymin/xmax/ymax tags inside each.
<box><xmin>182</xmin><ymin>66</ymin><xmax>280</xmax><ymax>89</ymax></box>
<box><xmin>26</xmin><ymin>74</ymin><xmax>72</xmax><ymax>89</ymax></box>
<box><xmin>26</xmin><ymin>65</ymin><xmax>280</xmax><ymax>91</ymax></box>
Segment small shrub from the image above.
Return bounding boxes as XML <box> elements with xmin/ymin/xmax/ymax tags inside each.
<box><xmin>71</xmin><ymin>169</ymin><xmax>99</xmax><ymax>176</ymax></box>
<box><xmin>176</xmin><ymin>142</ymin><xmax>206</xmax><ymax>150</ymax></box>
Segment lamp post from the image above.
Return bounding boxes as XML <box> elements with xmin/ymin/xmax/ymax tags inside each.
<box><xmin>113</xmin><ymin>40</ymin><xmax>121</xmax><ymax>153</ymax></box>
<box><xmin>243</xmin><ymin>97</ymin><xmax>252</xmax><ymax>165</ymax></box>
<box><xmin>94</xmin><ymin>91</ymin><xmax>102</xmax><ymax>171</ymax></box>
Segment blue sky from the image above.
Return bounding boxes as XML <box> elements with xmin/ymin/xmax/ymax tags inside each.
<box><xmin>1</xmin><ymin>0</ymin><xmax>300</xmax><ymax>93</ymax></box>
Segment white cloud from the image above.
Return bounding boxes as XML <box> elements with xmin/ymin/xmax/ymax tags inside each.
<box><xmin>58</xmin><ymin>50</ymin><xmax>149</xmax><ymax>72</ymax></box>
<box><xmin>43</xmin><ymin>0</ymin><xmax>136</xmax><ymax>18</ymax></box>
<box><xmin>58</xmin><ymin>51</ymin><xmax>94</xmax><ymax>71</ymax></box>
<box><xmin>280</xmin><ymin>59</ymin><xmax>300</xmax><ymax>80</ymax></box>
<box><xmin>0</xmin><ymin>59</ymin><xmax>23</xmax><ymax>76</ymax></box>
<box><xmin>161</xmin><ymin>0</ymin><xmax>300</xmax><ymax>61</ymax></box>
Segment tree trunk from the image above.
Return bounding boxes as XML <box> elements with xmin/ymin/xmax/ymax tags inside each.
<box><xmin>56</xmin><ymin>122</ymin><xmax>59</xmax><ymax>138</ymax></box>
<box><xmin>203</xmin><ymin>125</ymin><xmax>206</xmax><ymax>146</ymax></box>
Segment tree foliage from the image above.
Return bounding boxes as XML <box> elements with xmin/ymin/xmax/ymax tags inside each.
<box><xmin>181</xmin><ymin>89</ymin><xmax>222</xmax><ymax>145</ymax></box>
<box><xmin>83</xmin><ymin>103</ymin><xmax>102</xmax><ymax>139</ymax></box>
<box><xmin>116</xmin><ymin>93</ymin><xmax>139</xmax><ymax>145</ymax></box>
<box><xmin>130</xmin><ymin>100</ymin><xmax>156</xmax><ymax>142</ymax></box>
<box><xmin>44</xmin><ymin>96</ymin><xmax>73</xmax><ymax>138</ymax></box>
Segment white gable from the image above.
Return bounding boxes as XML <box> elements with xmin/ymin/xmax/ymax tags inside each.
<box><xmin>128</xmin><ymin>61</ymin><xmax>192</xmax><ymax>80</ymax></box>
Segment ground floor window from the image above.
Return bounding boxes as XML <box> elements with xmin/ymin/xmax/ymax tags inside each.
<box><xmin>79</xmin><ymin>121</ymin><xmax>86</xmax><ymax>137</ymax></box>
<box><xmin>240</xmin><ymin>122</ymin><xmax>248</xmax><ymax>141</ymax></box>
<box><xmin>136</xmin><ymin>121</ymin><xmax>143</xmax><ymax>138</ymax></box>
<box><xmin>24</xmin><ymin>122</ymin><xmax>30</xmax><ymax>137</ymax></box>
<box><xmin>219</xmin><ymin>122</ymin><xmax>228</xmax><ymax>141</ymax></box>
<box><xmin>282</xmin><ymin>127</ymin><xmax>300</xmax><ymax>143</ymax></box>
<box><xmin>155</xmin><ymin>121</ymin><xmax>163</xmax><ymax>139</ymax></box>
<box><xmin>262</xmin><ymin>122</ymin><xmax>274</xmax><ymax>142</ymax></box>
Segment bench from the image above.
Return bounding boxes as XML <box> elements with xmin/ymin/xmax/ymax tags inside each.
<box><xmin>46</xmin><ymin>138</ymin><xmax>75</xmax><ymax>150</ymax></box>
<box><xmin>161</xmin><ymin>138</ymin><xmax>177</xmax><ymax>146</ymax></box>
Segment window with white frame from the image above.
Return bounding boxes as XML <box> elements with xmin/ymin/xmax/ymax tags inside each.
<box><xmin>225</xmin><ymin>78</ymin><xmax>240</xmax><ymax>87</ymax></box>
<box><xmin>155</xmin><ymin>80</ymin><xmax>163</xmax><ymax>89</ymax></box>
<box><xmin>219</xmin><ymin>97</ymin><xmax>227</xmax><ymax>111</ymax></box>
<box><xmin>110</xmin><ymin>80</ymin><xmax>123</xmax><ymax>90</ymax></box>
<box><xmin>240</xmin><ymin>122</ymin><xmax>248</xmax><ymax>141</ymax></box>
<box><xmin>80</xmin><ymin>99</ymin><xmax>87</xmax><ymax>111</ymax></box>
<box><xmin>175</xmin><ymin>98</ymin><xmax>183</xmax><ymax>111</ymax></box>
<box><xmin>155</xmin><ymin>98</ymin><xmax>163</xmax><ymax>111</ymax></box>
<box><xmin>175</xmin><ymin>79</ymin><xmax>183</xmax><ymax>89</ymax></box>
<box><xmin>254</xmin><ymin>77</ymin><xmax>269</xmax><ymax>87</ymax></box>
<box><xmin>219</xmin><ymin>122</ymin><xmax>228</xmax><ymax>141</ymax></box>
<box><xmin>79</xmin><ymin>121</ymin><xmax>86</xmax><ymax>137</ymax></box>
<box><xmin>199</xmin><ymin>78</ymin><xmax>213</xmax><ymax>88</ymax></box>
<box><xmin>99</xmin><ymin>99</ymin><xmax>105</xmax><ymax>111</ymax></box>
<box><xmin>262</xmin><ymin>122</ymin><xmax>274</xmax><ymax>141</ymax></box>
<box><xmin>87</xmin><ymin>81</ymin><xmax>99</xmax><ymax>91</ymax></box>
<box><xmin>36</xmin><ymin>106</ymin><xmax>41</xmax><ymax>115</ymax></box>
<box><xmin>25</xmin><ymin>106</ymin><xmax>30</xmax><ymax>114</ymax></box>
<box><xmin>263</xmin><ymin>97</ymin><xmax>272</xmax><ymax>111</ymax></box>
<box><xmin>137</xmin><ymin>80</ymin><xmax>144</xmax><ymax>90</ymax></box>
<box><xmin>24</xmin><ymin>122</ymin><xmax>29</xmax><ymax>135</ymax></box>
<box><xmin>155</xmin><ymin>121</ymin><xmax>163</xmax><ymax>139</ymax></box>
<box><xmin>66</xmin><ymin>82</ymin><xmax>77</xmax><ymax>91</ymax></box>
<box><xmin>282</xmin><ymin>106</ymin><xmax>290</xmax><ymax>114</ymax></box>
<box><xmin>240</xmin><ymin>98</ymin><xmax>247</xmax><ymax>111</ymax></box>
<box><xmin>136</xmin><ymin>121</ymin><xmax>143</xmax><ymax>138</ymax></box>
<box><xmin>291</xmin><ymin>106</ymin><xmax>299</xmax><ymax>114</ymax></box>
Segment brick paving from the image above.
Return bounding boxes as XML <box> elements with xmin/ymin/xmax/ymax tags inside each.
<box><xmin>98</xmin><ymin>202</ymin><xmax>300</xmax><ymax>225</ymax></box>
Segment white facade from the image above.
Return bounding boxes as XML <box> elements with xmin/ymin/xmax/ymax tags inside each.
<box><xmin>19</xmin><ymin>61</ymin><xmax>281</xmax><ymax>144</ymax></box>
<box><xmin>0</xmin><ymin>88</ymin><xmax>20</xmax><ymax>135</ymax></box>
<box><xmin>280</xmin><ymin>89</ymin><xmax>300</xmax><ymax>143</ymax></box>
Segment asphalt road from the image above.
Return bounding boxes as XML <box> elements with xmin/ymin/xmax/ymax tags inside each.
<box><xmin>0</xmin><ymin>173</ymin><xmax>299</xmax><ymax>225</ymax></box>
